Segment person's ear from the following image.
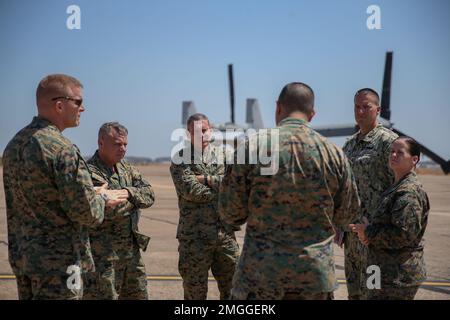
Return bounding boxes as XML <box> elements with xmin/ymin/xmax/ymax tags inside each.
<box><xmin>308</xmin><ymin>109</ymin><xmax>316</xmax><ymax>122</ymax></box>
<box><xmin>275</xmin><ymin>102</ymin><xmax>284</xmax><ymax>126</ymax></box>
<box><xmin>186</xmin><ymin>128</ymin><xmax>192</xmax><ymax>140</ymax></box>
<box><xmin>376</xmin><ymin>105</ymin><xmax>381</xmax><ymax>115</ymax></box>
<box><xmin>412</xmin><ymin>155</ymin><xmax>419</xmax><ymax>166</ymax></box>
<box><xmin>55</xmin><ymin>101</ymin><xmax>64</xmax><ymax>114</ymax></box>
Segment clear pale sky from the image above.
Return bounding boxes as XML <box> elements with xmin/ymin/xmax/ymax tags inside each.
<box><xmin>1</xmin><ymin>0</ymin><xmax>449</xmax><ymax>160</ymax></box>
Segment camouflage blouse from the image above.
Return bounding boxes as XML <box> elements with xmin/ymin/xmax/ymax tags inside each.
<box><xmin>365</xmin><ymin>172</ymin><xmax>430</xmax><ymax>287</ymax></box>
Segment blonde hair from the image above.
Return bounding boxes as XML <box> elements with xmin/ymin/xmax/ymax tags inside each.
<box><xmin>36</xmin><ymin>74</ymin><xmax>83</xmax><ymax>102</ymax></box>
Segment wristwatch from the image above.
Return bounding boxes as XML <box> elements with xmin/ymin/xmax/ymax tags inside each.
<box><xmin>204</xmin><ymin>175</ymin><xmax>208</xmax><ymax>186</ymax></box>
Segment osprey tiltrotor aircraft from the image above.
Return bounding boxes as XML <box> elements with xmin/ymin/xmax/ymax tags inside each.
<box><xmin>181</xmin><ymin>52</ymin><xmax>450</xmax><ymax>174</ymax></box>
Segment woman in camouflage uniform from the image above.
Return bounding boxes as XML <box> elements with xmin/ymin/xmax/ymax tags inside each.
<box><xmin>351</xmin><ymin>137</ymin><xmax>430</xmax><ymax>300</ymax></box>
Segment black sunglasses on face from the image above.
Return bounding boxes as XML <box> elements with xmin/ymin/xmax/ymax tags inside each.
<box><xmin>51</xmin><ymin>96</ymin><xmax>83</xmax><ymax>107</ymax></box>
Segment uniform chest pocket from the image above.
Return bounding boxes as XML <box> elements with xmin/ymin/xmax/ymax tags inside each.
<box><xmin>354</xmin><ymin>150</ymin><xmax>379</xmax><ymax>169</ymax></box>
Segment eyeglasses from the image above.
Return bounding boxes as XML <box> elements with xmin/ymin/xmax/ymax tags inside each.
<box><xmin>51</xmin><ymin>96</ymin><xmax>83</xmax><ymax>107</ymax></box>
<box><xmin>355</xmin><ymin>104</ymin><xmax>376</xmax><ymax>112</ymax></box>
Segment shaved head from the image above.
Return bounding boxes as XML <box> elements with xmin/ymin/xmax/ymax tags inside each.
<box><xmin>354</xmin><ymin>88</ymin><xmax>380</xmax><ymax>105</ymax></box>
<box><xmin>277</xmin><ymin>82</ymin><xmax>315</xmax><ymax>115</ymax></box>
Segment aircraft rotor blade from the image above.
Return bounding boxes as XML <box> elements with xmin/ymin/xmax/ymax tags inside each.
<box><xmin>381</xmin><ymin>51</ymin><xmax>393</xmax><ymax>121</ymax></box>
<box><xmin>228</xmin><ymin>64</ymin><xmax>235</xmax><ymax>124</ymax></box>
<box><xmin>391</xmin><ymin>127</ymin><xmax>450</xmax><ymax>174</ymax></box>
<box><xmin>314</xmin><ymin>125</ymin><xmax>359</xmax><ymax>137</ymax></box>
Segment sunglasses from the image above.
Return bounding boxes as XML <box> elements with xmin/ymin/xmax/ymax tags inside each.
<box><xmin>51</xmin><ymin>96</ymin><xmax>83</xmax><ymax>107</ymax></box>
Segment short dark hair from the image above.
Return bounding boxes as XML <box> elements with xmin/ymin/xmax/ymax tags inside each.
<box><xmin>354</xmin><ymin>88</ymin><xmax>380</xmax><ymax>105</ymax></box>
<box><xmin>36</xmin><ymin>74</ymin><xmax>83</xmax><ymax>102</ymax></box>
<box><xmin>395</xmin><ymin>136</ymin><xmax>421</xmax><ymax>163</ymax></box>
<box><xmin>98</xmin><ymin>122</ymin><xmax>128</xmax><ymax>139</ymax></box>
<box><xmin>187</xmin><ymin>113</ymin><xmax>209</xmax><ymax>128</ymax></box>
<box><xmin>277</xmin><ymin>82</ymin><xmax>315</xmax><ymax>114</ymax></box>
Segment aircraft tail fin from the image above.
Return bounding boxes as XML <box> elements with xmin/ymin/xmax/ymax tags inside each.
<box><xmin>182</xmin><ymin>101</ymin><xmax>197</xmax><ymax>127</ymax></box>
<box><xmin>246</xmin><ymin>98</ymin><xmax>264</xmax><ymax>129</ymax></box>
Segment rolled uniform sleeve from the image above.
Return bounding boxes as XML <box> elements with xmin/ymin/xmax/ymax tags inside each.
<box><xmin>365</xmin><ymin>191</ymin><xmax>424</xmax><ymax>249</ymax></box>
<box><xmin>54</xmin><ymin>146</ymin><xmax>105</xmax><ymax>227</ymax></box>
<box><xmin>170</xmin><ymin>163</ymin><xmax>217</xmax><ymax>203</ymax></box>
<box><xmin>90</xmin><ymin>170</ymin><xmax>135</xmax><ymax>219</ymax></box>
<box><xmin>123</xmin><ymin>165</ymin><xmax>155</xmax><ymax>209</ymax></box>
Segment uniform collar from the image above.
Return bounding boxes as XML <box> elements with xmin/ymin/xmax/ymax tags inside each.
<box><xmin>383</xmin><ymin>171</ymin><xmax>417</xmax><ymax>196</ymax></box>
<box><xmin>32</xmin><ymin>116</ymin><xmax>61</xmax><ymax>133</ymax></box>
<box><xmin>397</xmin><ymin>171</ymin><xmax>417</xmax><ymax>185</ymax></box>
<box><xmin>90</xmin><ymin>150</ymin><xmax>123</xmax><ymax>175</ymax></box>
<box><xmin>357</xmin><ymin>123</ymin><xmax>384</xmax><ymax>142</ymax></box>
<box><xmin>278</xmin><ymin>117</ymin><xmax>310</xmax><ymax>128</ymax></box>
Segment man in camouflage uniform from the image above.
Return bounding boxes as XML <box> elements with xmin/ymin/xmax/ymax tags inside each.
<box><xmin>170</xmin><ymin>113</ymin><xmax>239</xmax><ymax>300</ymax></box>
<box><xmin>219</xmin><ymin>82</ymin><xmax>360</xmax><ymax>300</ymax></box>
<box><xmin>341</xmin><ymin>88</ymin><xmax>398</xmax><ymax>299</ymax></box>
<box><xmin>83</xmin><ymin>122</ymin><xmax>155</xmax><ymax>300</ymax></box>
<box><xmin>2</xmin><ymin>74</ymin><xmax>126</xmax><ymax>300</ymax></box>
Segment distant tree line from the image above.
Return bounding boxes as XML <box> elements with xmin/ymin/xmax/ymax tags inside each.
<box><xmin>0</xmin><ymin>155</ymin><xmax>171</xmax><ymax>167</ymax></box>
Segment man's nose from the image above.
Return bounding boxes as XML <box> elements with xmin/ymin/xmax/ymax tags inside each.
<box><xmin>79</xmin><ymin>105</ymin><xmax>85</xmax><ymax>112</ymax></box>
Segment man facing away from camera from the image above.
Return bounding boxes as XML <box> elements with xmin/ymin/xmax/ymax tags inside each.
<box><xmin>219</xmin><ymin>82</ymin><xmax>360</xmax><ymax>300</ymax></box>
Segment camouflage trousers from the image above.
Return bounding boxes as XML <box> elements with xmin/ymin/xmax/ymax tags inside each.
<box><xmin>232</xmin><ymin>290</ymin><xmax>334</xmax><ymax>300</ymax></box>
<box><xmin>16</xmin><ymin>272</ymin><xmax>82</xmax><ymax>300</ymax></box>
<box><xmin>282</xmin><ymin>291</ymin><xmax>334</xmax><ymax>300</ymax></box>
<box><xmin>367</xmin><ymin>286</ymin><xmax>420</xmax><ymax>300</ymax></box>
<box><xmin>178</xmin><ymin>233</ymin><xmax>239</xmax><ymax>300</ymax></box>
<box><xmin>344</xmin><ymin>231</ymin><xmax>368</xmax><ymax>300</ymax></box>
<box><xmin>82</xmin><ymin>249</ymin><xmax>148</xmax><ymax>300</ymax></box>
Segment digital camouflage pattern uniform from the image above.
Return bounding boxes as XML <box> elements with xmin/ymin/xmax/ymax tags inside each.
<box><xmin>2</xmin><ymin>116</ymin><xmax>105</xmax><ymax>300</ymax></box>
<box><xmin>170</xmin><ymin>144</ymin><xmax>239</xmax><ymax>300</ymax></box>
<box><xmin>365</xmin><ymin>171</ymin><xmax>429</xmax><ymax>300</ymax></box>
<box><xmin>342</xmin><ymin>123</ymin><xmax>398</xmax><ymax>299</ymax></box>
<box><xmin>219</xmin><ymin>118</ymin><xmax>360</xmax><ymax>300</ymax></box>
<box><xmin>83</xmin><ymin>151</ymin><xmax>154</xmax><ymax>300</ymax></box>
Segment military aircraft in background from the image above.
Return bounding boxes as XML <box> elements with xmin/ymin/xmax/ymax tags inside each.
<box><xmin>181</xmin><ymin>52</ymin><xmax>450</xmax><ymax>174</ymax></box>
<box><xmin>181</xmin><ymin>64</ymin><xmax>264</xmax><ymax>131</ymax></box>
